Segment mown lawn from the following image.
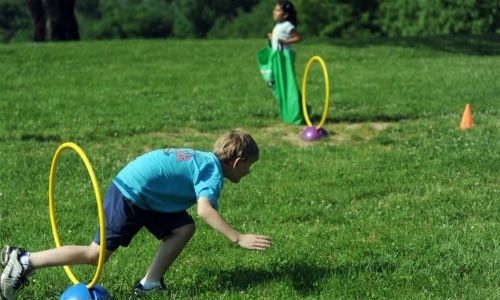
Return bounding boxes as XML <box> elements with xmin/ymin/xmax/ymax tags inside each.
<box><xmin>0</xmin><ymin>36</ymin><xmax>499</xmax><ymax>299</ymax></box>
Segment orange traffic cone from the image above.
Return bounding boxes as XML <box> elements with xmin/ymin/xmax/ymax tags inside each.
<box><xmin>460</xmin><ymin>104</ymin><xmax>473</xmax><ymax>129</ymax></box>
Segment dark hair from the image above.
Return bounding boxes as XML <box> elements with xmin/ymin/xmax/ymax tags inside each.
<box><xmin>277</xmin><ymin>1</ymin><xmax>298</xmax><ymax>27</ymax></box>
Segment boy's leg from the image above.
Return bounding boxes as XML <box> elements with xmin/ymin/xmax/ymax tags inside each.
<box><xmin>132</xmin><ymin>223</ymin><xmax>195</xmax><ymax>297</ymax></box>
<box><xmin>1</xmin><ymin>183</ymin><xmax>121</xmax><ymax>300</ymax></box>
<box><xmin>144</xmin><ymin>223</ymin><xmax>196</xmax><ymax>282</ymax></box>
<box><xmin>1</xmin><ymin>246</ymin><xmax>34</xmax><ymax>300</ymax></box>
<box><xmin>1</xmin><ymin>243</ymin><xmax>112</xmax><ymax>300</ymax></box>
<box><xmin>132</xmin><ymin>210</ymin><xmax>195</xmax><ymax>296</ymax></box>
<box><xmin>29</xmin><ymin>242</ymin><xmax>112</xmax><ymax>268</ymax></box>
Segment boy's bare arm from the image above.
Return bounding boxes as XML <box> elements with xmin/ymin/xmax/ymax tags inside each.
<box><xmin>197</xmin><ymin>197</ymin><xmax>273</xmax><ymax>250</ymax></box>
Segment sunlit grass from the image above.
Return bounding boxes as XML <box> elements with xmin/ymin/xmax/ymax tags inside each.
<box><xmin>0</xmin><ymin>37</ymin><xmax>499</xmax><ymax>299</ymax></box>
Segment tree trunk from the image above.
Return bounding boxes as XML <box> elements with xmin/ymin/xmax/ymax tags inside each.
<box><xmin>26</xmin><ymin>0</ymin><xmax>80</xmax><ymax>42</ymax></box>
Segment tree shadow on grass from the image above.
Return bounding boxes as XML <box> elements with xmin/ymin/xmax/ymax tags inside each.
<box><xmin>20</xmin><ymin>133</ymin><xmax>62</xmax><ymax>143</ymax></box>
<box><xmin>324</xmin><ymin>34</ymin><xmax>500</xmax><ymax>56</ymax></box>
<box><xmin>187</xmin><ymin>259</ymin><xmax>398</xmax><ymax>297</ymax></box>
<box><xmin>309</xmin><ymin>113</ymin><xmax>409</xmax><ymax>125</ymax></box>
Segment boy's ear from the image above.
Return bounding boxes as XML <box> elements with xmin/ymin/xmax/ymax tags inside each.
<box><xmin>230</xmin><ymin>157</ymin><xmax>242</xmax><ymax>169</ymax></box>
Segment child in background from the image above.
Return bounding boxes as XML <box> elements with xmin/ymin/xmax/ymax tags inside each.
<box><xmin>268</xmin><ymin>1</ymin><xmax>302</xmax><ymax>51</ymax></box>
<box><xmin>1</xmin><ymin>129</ymin><xmax>273</xmax><ymax>299</ymax></box>
<box><xmin>259</xmin><ymin>0</ymin><xmax>305</xmax><ymax>125</ymax></box>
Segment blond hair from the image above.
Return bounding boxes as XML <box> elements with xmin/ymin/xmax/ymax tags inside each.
<box><xmin>213</xmin><ymin>130</ymin><xmax>259</xmax><ymax>164</ymax></box>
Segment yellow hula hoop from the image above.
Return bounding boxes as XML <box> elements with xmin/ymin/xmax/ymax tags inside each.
<box><xmin>301</xmin><ymin>55</ymin><xmax>330</xmax><ymax>129</ymax></box>
<box><xmin>48</xmin><ymin>142</ymin><xmax>106</xmax><ymax>289</ymax></box>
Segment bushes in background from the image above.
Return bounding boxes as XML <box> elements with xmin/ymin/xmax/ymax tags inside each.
<box><xmin>1</xmin><ymin>0</ymin><xmax>499</xmax><ymax>43</ymax></box>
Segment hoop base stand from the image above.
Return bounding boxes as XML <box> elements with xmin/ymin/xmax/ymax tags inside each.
<box><xmin>49</xmin><ymin>142</ymin><xmax>110</xmax><ymax>299</ymax></box>
<box><xmin>301</xmin><ymin>126</ymin><xmax>328</xmax><ymax>141</ymax></box>
<box><xmin>300</xmin><ymin>55</ymin><xmax>331</xmax><ymax>141</ymax></box>
<box><xmin>60</xmin><ymin>283</ymin><xmax>111</xmax><ymax>300</ymax></box>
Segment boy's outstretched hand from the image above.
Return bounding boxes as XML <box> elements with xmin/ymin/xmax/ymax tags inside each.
<box><xmin>197</xmin><ymin>197</ymin><xmax>273</xmax><ymax>251</ymax></box>
<box><xmin>237</xmin><ymin>234</ymin><xmax>273</xmax><ymax>251</ymax></box>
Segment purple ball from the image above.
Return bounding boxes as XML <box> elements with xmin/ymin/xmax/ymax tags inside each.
<box><xmin>318</xmin><ymin>127</ymin><xmax>328</xmax><ymax>138</ymax></box>
<box><xmin>301</xmin><ymin>126</ymin><xmax>322</xmax><ymax>141</ymax></box>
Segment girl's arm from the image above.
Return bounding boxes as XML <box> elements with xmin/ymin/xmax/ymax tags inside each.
<box><xmin>197</xmin><ymin>196</ymin><xmax>273</xmax><ymax>250</ymax></box>
<box><xmin>279</xmin><ymin>29</ymin><xmax>302</xmax><ymax>45</ymax></box>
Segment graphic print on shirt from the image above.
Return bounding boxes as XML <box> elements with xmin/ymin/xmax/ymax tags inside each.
<box><xmin>163</xmin><ymin>148</ymin><xmax>193</xmax><ymax>162</ymax></box>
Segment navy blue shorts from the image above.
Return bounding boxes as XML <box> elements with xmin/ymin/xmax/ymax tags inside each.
<box><xmin>93</xmin><ymin>182</ymin><xmax>195</xmax><ymax>251</ymax></box>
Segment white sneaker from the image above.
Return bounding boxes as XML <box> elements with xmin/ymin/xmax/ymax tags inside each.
<box><xmin>1</xmin><ymin>246</ymin><xmax>35</xmax><ymax>300</ymax></box>
<box><xmin>130</xmin><ymin>278</ymin><xmax>166</xmax><ymax>299</ymax></box>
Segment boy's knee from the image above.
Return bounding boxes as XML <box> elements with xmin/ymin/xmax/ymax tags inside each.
<box><xmin>177</xmin><ymin>223</ymin><xmax>196</xmax><ymax>240</ymax></box>
<box><xmin>163</xmin><ymin>223</ymin><xmax>196</xmax><ymax>242</ymax></box>
<box><xmin>183</xmin><ymin>223</ymin><xmax>196</xmax><ymax>238</ymax></box>
<box><xmin>88</xmin><ymin>244</ymin><xmax>106</xmax><ymax>265</ymax></box>
<box><xmin>89</xmin><ymin>249</ymin><xmax>102</xmax><ymax>266</ymax></box>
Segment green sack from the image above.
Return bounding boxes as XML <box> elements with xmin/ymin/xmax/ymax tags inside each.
<box><xmin>257</xmin><ymin>47</ymin><xmax>304</xmax><ymax>125</ymax></box>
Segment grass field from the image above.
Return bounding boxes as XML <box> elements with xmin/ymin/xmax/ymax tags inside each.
<box><xmin>1</xmin><ymin>36</ymin><xmax>499</xmax><ymax>299</ymax></box>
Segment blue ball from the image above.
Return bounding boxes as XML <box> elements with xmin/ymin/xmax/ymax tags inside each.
<box><xmin>60</xmin><ymin>283</ymin><xmax>112</xmax><ymax>300</ymax></box>
<box><xmin>90</xmin><ymin>284</ymin><xmax>112</xmax><ymax>300</ymax></box>
<box><xmin>60</xmin><ymin>283</ymin><xmax>91</xmax><ymax>300</ymax></box>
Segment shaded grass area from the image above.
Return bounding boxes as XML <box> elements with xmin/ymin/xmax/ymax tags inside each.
<box><xmin>326</xmin><ymin>34</ymin><xmax>500</xmax><ymax>56</ymax></box>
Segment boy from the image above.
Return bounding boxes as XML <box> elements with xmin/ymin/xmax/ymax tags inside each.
<box><xmin>1</xmin><ymin>129</ymin><xmax>273</xmax><ymax>299</ymax></box>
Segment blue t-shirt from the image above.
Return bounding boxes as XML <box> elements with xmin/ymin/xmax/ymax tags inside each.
<box><xmin>113</xmin><ymin>148</ymin><xmax>223</xmax><ymax>212</ymax></box>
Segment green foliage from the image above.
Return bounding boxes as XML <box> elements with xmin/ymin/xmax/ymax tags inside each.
<box><xmin>296</xmin><ymin>0</ymin><xmax>379</xmax><ymax>38</ymax></box>
<box><xmin>378</xmin><ymin>0</ymin><xmax>500</xmax><ymax>37</ymax></box>
<box><xmin>171</xmin><ymin>0</ymin><xmax>258</xmax><ymax>38</ymax></box>
<box><xmin>88</xmin><ymin>1</ymin><xmax>173</xmax><ymax>39</ymax></box>
<box><xmin>2</xmin><ymin>0</ymin><xmax>500</xmax><ymax>43</ymax></box>
<box><xmin>0</xmin><ymin>1</ymin><xmax>31</xmax><ymax>42</ymax></box>
<box><xmin>207</xmin><ymin>1</ymin><xmax>273</xmax><ymax>39</ymax></box>
<box><xmin>75</xmin><ymin>0</ymin><xmax>100</xmax><ymax>19</ymax></box>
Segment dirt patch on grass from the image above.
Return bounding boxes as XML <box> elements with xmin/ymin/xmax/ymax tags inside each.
<box><xmin>257</xmin><ymin>122</ymin><xmax>392</xmax><ymax>147</ymax></box>
<box><xmin>117</xmin><ymin>122</ymin><xmax>393</xmax><ymax>152</ymax></box>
